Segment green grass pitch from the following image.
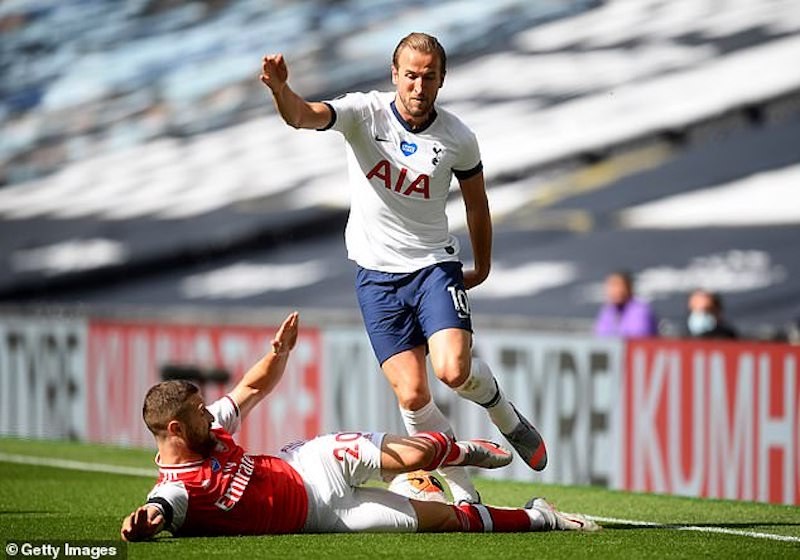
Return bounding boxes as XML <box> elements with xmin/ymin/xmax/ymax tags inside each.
<box><xmin>1</xmin><ymin>438</ymin><xmax>798</xmax><ymax>559</ymax></box>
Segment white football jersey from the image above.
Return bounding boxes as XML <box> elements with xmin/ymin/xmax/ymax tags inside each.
<box><xmin>322</xmin><ymin>91</ymin><xmax>483</xmax><ymax>273</ymax></box>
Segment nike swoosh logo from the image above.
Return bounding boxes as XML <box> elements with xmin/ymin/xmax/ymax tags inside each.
<box><xmin>374</xmin><ymin>135</ymin><xmax>390</xmax><ymax>142</ymax></box>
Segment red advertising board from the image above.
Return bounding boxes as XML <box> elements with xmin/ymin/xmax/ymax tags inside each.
<box><xmin>621</xmin><ymin>339</ymin><xmax>799</xmax><ymax>505</ymax></box>
<box><xmin>86</xmin><ymin>319</ymin><xmax>321</xmax><ymax>454</ymax></box>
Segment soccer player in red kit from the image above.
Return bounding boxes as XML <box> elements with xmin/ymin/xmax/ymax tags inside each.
<box><xmin>121</xmin><ymin>312</ymin><xmax>598</xmax><ymax>540</ymax></box>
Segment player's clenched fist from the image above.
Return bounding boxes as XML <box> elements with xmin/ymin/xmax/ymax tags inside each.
<box><xmin>260</xmin><ymin>54</ymin><xmax>288</xmax><ymax>93</ymax></box>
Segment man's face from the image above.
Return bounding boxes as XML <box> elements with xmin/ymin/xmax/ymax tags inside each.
<box><xmin>689</xmin><ymin>292</ymin><xmax>716</xmax><ymax>317</ymax></box>
<box><xmin>605</xmin><ymin>275</ymin><xmax>631</xmax><ymax>306</ymax></box>
<box><xmin>392</xmin><ymin>47</ymin><xmax>444</xmax><ymax>122</ymax></box>
<box><xmin>179</xmin><ymin>394</ymin><xmax>216</xmax><ymax>456</ymax></box>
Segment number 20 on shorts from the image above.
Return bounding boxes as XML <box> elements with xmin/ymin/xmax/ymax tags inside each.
<box><xmin>333</xmin><ymin>432</ymin><xmax>362</xmax><ymax>461</ymax></box>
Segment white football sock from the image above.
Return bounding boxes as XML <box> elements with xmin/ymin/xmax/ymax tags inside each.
<box><xmin>454</xmin><ymin>358</ymin><xmax>520</xmax><ymax>434</ymax></box>
<box><xmin>399</xmin><ymin>400</ymin><xmax>479</xmax><ymax>503</ymax></box>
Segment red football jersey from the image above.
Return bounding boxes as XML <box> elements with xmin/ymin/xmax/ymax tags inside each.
<box><xmin>147</xmin><ymin>396</ymin><xmax>308</xmax><ymax>536</ymax></box>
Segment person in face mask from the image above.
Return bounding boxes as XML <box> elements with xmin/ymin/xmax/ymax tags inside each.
<box><xmin>685</xmin><ymin>289</ymin><xmax>738</xmax><ymax>339</ymax></box>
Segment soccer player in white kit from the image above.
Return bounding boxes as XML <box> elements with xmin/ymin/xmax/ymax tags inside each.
<box><xmin>260</xmin><ymin>33</ymin><xmax>547</xmax><ymax>504</ymax></box>
<box><xmin>121</xmin><ymin>312</ymin><xmax>598</xmax><ymax>540</ymax></box>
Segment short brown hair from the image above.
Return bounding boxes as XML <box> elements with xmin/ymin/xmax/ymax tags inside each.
<box><xmin>392</xmin><ymin>32</ymin><xmax>447</xmax><ymax>75</ymax></box>
<box><xmin>143</xmin><ymin>380</ymin><xmax>200</xmax><ymax>435</ymax></box>
<box><xmin>609</xmin><ymin>270</ymin><xmax>633</xmax><ymax>290</ymax></box>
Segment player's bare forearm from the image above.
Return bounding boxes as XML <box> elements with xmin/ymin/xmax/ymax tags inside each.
<box><xmin>229</xmin><ymin>312</ymin><xmax>299</xmax><ymax>418</ymax></box>
<box><xmin>260</xmin><ymin>54</ymin><xmax>331</xmax><ymax>130</ymax></box>
<box><xmin>459</xmin><ymin>172</ymin><xmax>492</xmax><ymax>289</ymax></box>
<box><xmin>271</xmin><ymin>85</ymin><xmax>331</xmax><ymax>130</ymax></box>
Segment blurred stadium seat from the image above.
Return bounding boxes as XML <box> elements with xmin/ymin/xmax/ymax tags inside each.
<box><xmin>1</xmin><ymin>0</ymin><xmax>799</xmax><ymax>337</ymax></box>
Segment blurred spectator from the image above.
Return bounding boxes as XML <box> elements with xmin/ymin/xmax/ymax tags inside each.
<box><xmin>685</xmin><ymin>289</ymin><xmax>738</xmax><ymax>339</ymax></box>
<box><xmin>594</xmin><ymin>271</ymin><xmax>659</xmax><ymax>338</ymax></box>
<box><xmin>787</xmin><ymin>317</ymin><xmax>800</xmax><ymax>345</ymax></box>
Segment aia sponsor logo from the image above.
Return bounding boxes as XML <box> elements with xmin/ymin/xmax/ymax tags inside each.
<box><xmin>366</xmin><ymin>160</ymin><xmax>430</xmax><ymax>199</ymax></box>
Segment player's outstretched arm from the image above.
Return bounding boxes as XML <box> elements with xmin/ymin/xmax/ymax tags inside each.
<box><xmin>260</xmin><ymin>54</ymin><xmax>332</xmax><ymax>130</ymax></box>
<box><xmin>120</xmin><ymin>505</ymin><xmax>165</xmax><ymax>542</ymax></box>
<box><xmin>458</xmin><ymin>171</ymin><xmax>492</xmax><ymax>289</ymax></box>
<box><xmin>228</xmin><ymin>311</ymin><xmax>299</xmax><ymax>419</ymax></box>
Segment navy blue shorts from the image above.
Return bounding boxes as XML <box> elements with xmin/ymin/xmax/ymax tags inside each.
<box><xmin>355</xmin><ymin>262</ymin><xmax>473</xmax><ymax>365</ymax></box>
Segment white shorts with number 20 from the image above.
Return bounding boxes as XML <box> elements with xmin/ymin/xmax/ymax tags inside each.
<box><xmin>279</xmin><ymin>431</ymin><xmax>418</xmax><ymax>533</ymax></box>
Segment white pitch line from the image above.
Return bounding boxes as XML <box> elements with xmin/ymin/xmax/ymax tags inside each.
<box><xmin>589</xmin><ymin>515</ymin><xmax>800</xmax><ymax>544</ymax></box>
<box><xmin>1</xmin><ymin>452</ymin><xmax>798</xmax><ymax>544</ymax></box>
<box><xmin>0</xmin><ymin>452</ymin><xmax>156</xmax><ymax>478</ymax></box>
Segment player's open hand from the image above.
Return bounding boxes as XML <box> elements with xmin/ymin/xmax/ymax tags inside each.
<box><xmin>271</xmin><ymin>311</ymin><xmax>299</xmax><ymax>355</ymax></box>
<box><xmin>260</xmin><ymin>54</ymin><xmax>289</xmax><ymax>93</ymax></box>
<box><xmin>121</xmin><ymin>505</ymin><xmax>165</xmax><ymax>542</ymax></box>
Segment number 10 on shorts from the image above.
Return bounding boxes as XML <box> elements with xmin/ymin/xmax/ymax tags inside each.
<box><xmin>447</xmin><ymin>285</ymin><xmax>471</xmax><ymax>319</ymax></box>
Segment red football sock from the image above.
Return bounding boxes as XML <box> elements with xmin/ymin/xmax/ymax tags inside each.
<box><xmin>453</xmin><ymin>504</ymin><xmax>532</xmax><ymax>532</ymax></box>
<box><xmin>416</xmin><ymin>431</ymin><xmax>462</xmax><ymax>470</ymax></box>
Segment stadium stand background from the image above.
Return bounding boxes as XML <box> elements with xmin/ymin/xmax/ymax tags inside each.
<box><xmin>1</xmin><ymin>0</ymin><xmax>800</xmax><ymax>340</ymax></box>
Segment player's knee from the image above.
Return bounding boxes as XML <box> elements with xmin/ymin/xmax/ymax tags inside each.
<box><xmin>432</xmin><ymin>357</ymin><xmax>470</xmax><ymax>388</ymax></box>
<box><xmin>396</xmin><ymin>390</ymin><xmax>431</xmax><ymax>411</ymax></box>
